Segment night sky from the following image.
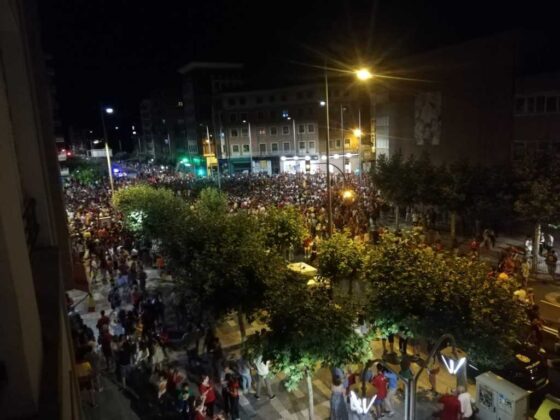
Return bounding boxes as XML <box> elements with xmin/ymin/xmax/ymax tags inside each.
<box><xmin>38</xmin><ymin>0</ymin><xmax>558</xmax><ymax>136</ymax></box>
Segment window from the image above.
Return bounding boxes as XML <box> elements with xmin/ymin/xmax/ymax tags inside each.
<box><xmin>228</xmin><ymin>98</ymin><xmax>235</xmax><ymax>106</ymax></box>
<box><xmin>177</xmin><ymin>101</ymin><xmax>184</xmax><ymax>107</ymax></box>
<box><xmin>546</xmin><ymin>96</ymin><xmax>558</xmax><ymax>113</ymax></box>
<box><xmin>269</xmin><ymin>95</ymin><xmax>276</xmax><ymax>103</ymax></box>
<box><xmin>239</xmin><ymin>96</ymin><xmax>246</xmax><ymax>105</ymax></box>
<box><xmin>259</xmin><ymin>143</ymin><xmax>267</xmax><ymax>153</ymax></box>
<box><xmin>345</xmin><ymin>138</ymin><xmax>350</xmax><ymax>146</ymax></box>
<box><xmin>241</xmin><ymin>127</ymin><xmax>249</xmax><ymax>136</ymax></box>
<box><xmin>299</xmin><ymin>141</ymin><xmax>306</xmax><ymax>150</ymax></box>
<box><xmin>257</xmin><ymin>127</ymin><xmax>266</xmax><ymax>135</ymax></box>
<box><xmin>271</xmin><ymin>143</ymin><xmax>279</xmax><ymax>152</ymax></box>
<box><xmin>242</xmin><ymin>144</ymin><xmax>250</xmax><ymax>153</ymax></box>
<box><xmin>515</xmin><ymin>97</ymin><xmax>526</xmax><ymax>114</ymax></box>
<box><xmin>256</xmin><ymin>96</ymin><xmax>263</xmax><ymax>104</ymax></box>
<box><xmin>536</xmin><ymin>96</ymin><xmax>545</xmax><ymax>113</ymax></box>
<box><xmin>308</xmin><ymin>141</ymin><xmax>316</xmax><ymax>151</ymax></box>
<box><xmin>307</xmin><ymin>124</ymin><xmax>315</xmax><ymax>133</ymax></box>
<box><xmin>283</xmin><ymin>142</ymin><xmax>291</xmax><ymax>151</ymax></box>
<box><xmin>298</xmin><ymin>124</ymin><xmax>305</xmax><ymax>133</ymax></box>
<box><xmin>240</xmin><ymin>113</ymin><xmax>248</xmax><ymax>121</ymax></box>
<box><xmin>270</xmin><ymin>126</ymin><xmax>278</xmax><ymax>135</ymax></box>
<box><xmin>231</xmin><ymin>129</ymin><xmax>239</xmax><ymax>137</ymax></box>
<box><xmin>257</xmin><ymin>111</ymin><xmax>264</xmax><ymax>120</ymax></box>
<box><xmin>336</xmin><ymin>139</ymin><xmax>341</xmax><ymax>148</ymax></box>
<box><xmin>329</xmin><ymin>140</ymin><xmax>335</xmax><ymax>148</ymax></box>
<box><xmin>229</xmin><ymin>113</ymin><xmax>237</xmax><ymax>123</ymax></box>
<box><xmin>232</xmin><ymin>144</ymin><xmax>240</xmax><ymax>153</ymax></box>
<box><xmin>282</xmin><ymin>126</ymin><xmax>290</xmax><ymax>135</ymax></box>
<box><xmin>527</xmin><ymin>97</ymin><xmax>535</xmax><ymax>113</ymax></box>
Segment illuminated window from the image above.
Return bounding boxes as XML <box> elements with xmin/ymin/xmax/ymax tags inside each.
<box><xmin>177</xmin><ymin>101</ymin><xmax>183</xmax><ymax>107</ymax></box>
<box><xmin>258</xmin><ymin>127</ymin><xmax>266</xmax><ymax>135</ymax></box>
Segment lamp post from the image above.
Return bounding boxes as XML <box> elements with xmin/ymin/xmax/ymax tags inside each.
<box><xmin>323</xmin><ymin>68</ymin><xmax>334</xmax><ymax>237</ymax></box>
<box><xmin>99</xmin><ymin>106</ymin><xmax>114</xmax><ymax>194</ymax></box>
<box><xmin>242</xmin><ymin>120</ymin><xmax>253</xmax><ymax>173</ymax></box>
<box><xmin>201</xmin><ymin>123</ymin><xmax>221</xmax><ymax>188</ymax></box>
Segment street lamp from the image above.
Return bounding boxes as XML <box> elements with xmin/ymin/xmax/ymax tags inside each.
<box><xmin>242</xmin><ymin>120</ymin><xmax>253</xmax><ymax>173</ymax></box>
<box><xmin>99</xmin><ymin>105</ymin><xmax>115</xmax><ymax>194</ymax></box>
<box><xmin>355</xmin><ymin>68</ymin><xmax>373</xmax><ymax>81</ymax></box>
<box><xmin>352</xmin><ymin>128</ymin><xmax>362</xmax><ymax>138</ymax></box>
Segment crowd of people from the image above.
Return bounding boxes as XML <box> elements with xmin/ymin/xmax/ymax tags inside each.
<box><xmin>63</xmin><ymin>165</ymin><xmax>559</xmax><ymax>419</ymax></box>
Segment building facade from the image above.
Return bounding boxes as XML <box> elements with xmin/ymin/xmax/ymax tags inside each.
<box><xmin>372</xmin><ymin>33</ymin><xmax>525</xmax><ymax>165</ymax></box>
<box><xmin>513</xmin><ymin>72</ymin><xmax>560</xmax><ymax>161</ymax></box>
<box><xmin>217</xmin><ymin>83</ymin><xmax>370</xmax><ymax>174</ymax></box>
<box><xmin>1</xmin><ymin>0</ymin><xmax>81</xmax><ymax>418</ymax></box>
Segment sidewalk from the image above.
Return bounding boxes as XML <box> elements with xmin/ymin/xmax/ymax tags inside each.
<box><xmin>70</xmin><ymin>268</ymin><xmax>471</xmax><ymax>420</ymax></box>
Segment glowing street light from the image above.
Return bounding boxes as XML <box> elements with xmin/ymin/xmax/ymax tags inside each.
<box><xmin>352</xmin><ymin>128</ymin><xmax>362</xmax><ymax>137</ymax></box>
<box><xmin>355</xmin><ymin>68</ymin><xmax>373</xmax><ymax>81</ymax></box>
<box><xmin>105</xmin><ymin>107</ymin><xmax>114</xmax><ymax>114</ymax></box>
<box><xmin>319</xmin><ymin>100</ymin><xmax>326</xmax><ymax>107</ymax></box>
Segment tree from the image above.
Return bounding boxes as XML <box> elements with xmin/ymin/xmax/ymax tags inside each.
<box><xmin>514</xmin><ymin>156</ymin><xmax>560</xmax><ymax>269</ymax></box>
<box><xmin>113</xmin><ymin>184</ymin><xmax>188</xmax><ymax>243</ymax></box>
<box><xmin>317</xmin><ymin>232</ymin><xmax>367</xmax><ymax>296</ymax></box>
<box><xmin>260</xmin><ymin>206</ymin><xmax>308</xmax><ymax>259</ymax></box>
<box><xmin>245</xmin><ymin>274</ymin><xmax>372</xmax><ymax>420</ymax></box>
<box><xmin>364</xmin><ymin>230</ymin><xmax>527</xmax><ymax>369</ymax></box>
<box><xmin>371</xmin><ymin>151</ymin><xmax>418</xmax><ymax>228</ymax></box>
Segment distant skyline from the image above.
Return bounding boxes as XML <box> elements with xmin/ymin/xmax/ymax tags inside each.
<box><xmin>38</xmin><ymin>0</ymin><xmax>559</xmax><ymax>136</ymax></box>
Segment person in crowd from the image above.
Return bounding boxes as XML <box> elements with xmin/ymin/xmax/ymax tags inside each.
<box><xmin>457</xmin><ymin>385</ymin><xmax>473</xmax><ymax>419</ymax></box>
<box><xmin>330</xmin><ymin>375</ymin><xmax>348</xmax><ymax>420</ymax></box>
<box><xmin>437</xmin><ymin>390</ymin><xmax>461</xmax><ymax>420</ymax></box>
<box><xmin>198</xmin><ymin>375</ymin><xmax>216</xmax><ymax>417</ymax></box>
<box><xmin>253</xmin><ymin>355</ymin><xmax>275</xmax><ymax>400</ymax></box>
<box><xmin>383</xmin><ymin>366</ymin><xmax>397</xmax><ymax>417</ymax></box>
<box><xmin>371</xmin><ymin>364</ymin><xmax>388</xmax><ymax>419</ymax></box>
<box><xmin>236</xmin><ymin>356</ymin><xmax>252</xmax><ymax>394</ymax></box>
<box><xmin>224</xmin><ymin>372</ymin><xmax>241</xmax><ymax>420</ymax></box>
<box><xmin>546</xmin><ymin>249</ymin><xmax>558</xmax><ymax>281</ymax></box>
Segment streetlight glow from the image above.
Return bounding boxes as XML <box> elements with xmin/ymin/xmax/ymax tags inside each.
<box><xmin>319</xmin><ymin>100</ymin><xmax>326</xmax><ymax>107</ymax></box>
<box><xmin>355</xmin><ymin>68</ymin><xmax>373</xmax><ymax>81</ymax></box>
<box><xmin>352</xmin><ymin>128</ymin><xmax>362</xmax><ymax>137</ymax></box>
<box><xmin>105</xmin><ymin>107</ymin><xmax>114</xmax><ymax>114</ymax></box>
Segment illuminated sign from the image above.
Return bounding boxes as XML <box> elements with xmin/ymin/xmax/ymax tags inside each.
<box><xmin>349</xmin><ymin>391</ymin><xmax>376</xmax><ymax>414</ymax></box>
<box><xmin>442</xmin><ymin>356</ymin><xmax>466</xmax><ymax>375</ymax></box>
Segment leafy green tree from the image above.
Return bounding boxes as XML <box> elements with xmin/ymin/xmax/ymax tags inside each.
<box><xmin>364</xmin><ymin>230</ymin><xmax>527</xmax><ymax>369</ymax></box>
<box><xmin>514</xmin><ymin>156</ymin><xmax>560</xmax><ymax>269</ymax></box>
<box><xmin>260</xmin><ymin>206</ymin><xmax>308</xmax><ymax>259</ymax></box>
<box><xmin>371</xmin><ymin>151</ymin><xmax>418</xmax><ymax>228</ymax></box>
<box><xmin>113</xmin><ymin>184</ymin><xmax>188</xmax><ymax>242</ymax></box>
<box><xmin>317</xmin><ymin>232</ymin><xmax>366</xmax><ymax>296</ymax></box>
<box><xmin>245</xmin><ymin>274</ymin><xmax>372</xmax><ymax>420</ymax></box>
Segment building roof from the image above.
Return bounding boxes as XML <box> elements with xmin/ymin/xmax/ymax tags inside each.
<box><xmin>177</xmin><ymin>61</ymin><xmax>244</xmax><ymax>74</ymax></box>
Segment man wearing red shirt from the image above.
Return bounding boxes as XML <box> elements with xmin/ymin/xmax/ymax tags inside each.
<box><xmin>438</xmin><ymin>393</ymin><xmax>461</xmax><ymax>420</ymax></box>
<box><xmin>372</xmin><ymin>364</ymin><xmax>388</xmax><ymax>418</ymax></box>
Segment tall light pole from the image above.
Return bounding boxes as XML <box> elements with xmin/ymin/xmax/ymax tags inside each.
<box><xmin>340</xmin><ymin>104</ymin><xmax>346</xmax><ymax>172</ymax></box>
<box><xmin>100</xmin><ymin>106</ymin><xmax>114</xmax><ymax>194</ymax></box>
<box><xmin>202</xmin><ymin>123</ymin><xmax>221</xmax><ymax>188</ymax></box>
<box><xmin>324</xmin><ymin>69</ymin><xmax>333</xmax><ymax>237</ymax></box>
<box><xmin>243</xmin><ymin>120</ymin><xmax>253</xmax><ymax>173</ymax></box>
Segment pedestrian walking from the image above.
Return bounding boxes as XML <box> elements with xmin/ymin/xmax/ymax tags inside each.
<box><xmin>236</xmin><ymin>356</ymin><xmax>252</xmax><ymax>393</ymax></box>
<box><xmin>198</xmin><ymin>375</ymin><xmax>216</xmax><ymax>417</ymax></box>
<box><xmin>253</xmin><ymin>355</ymin><xmax>275</xmax><ymax>400</ymax></box>
<box><xmin>224</xmin><ymin>373</ymin><xmax>241</xmax><ymax>420</ymax></box>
